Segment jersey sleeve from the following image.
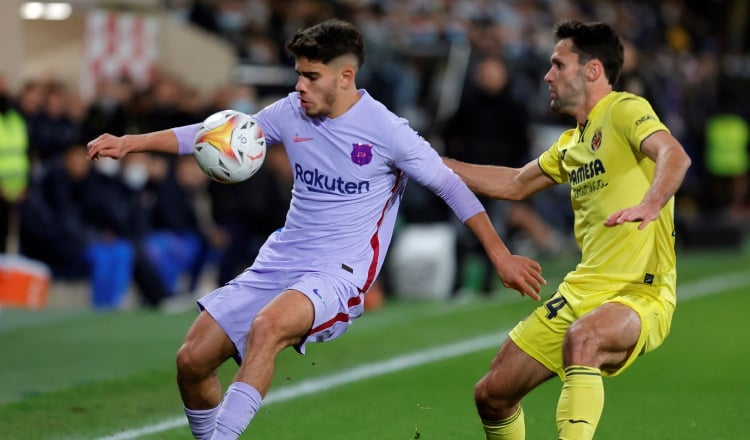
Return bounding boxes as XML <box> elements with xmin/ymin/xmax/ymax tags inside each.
<box><xmin>172</xmin><ymin>123</ymin><xmax>202</xmax><ymax>155</ymax></box>
<box><xmin>390</xmin><ymin>118</ymin><xmax>484</xmax><ymax>222</ymax></box>
<box><xmin>252</xmin><ymin>98</ymin><xmax>288</xmax><ymax>146</ymax></box>
<box><xmin>538</xmin><ymin>129</ymin><xmax>575</xmax><ymax>184</ymax></box>
<box><xmin>611</xmin><ymin>96</ymin><xmax>670</xmax><ymax>153</ymax></box>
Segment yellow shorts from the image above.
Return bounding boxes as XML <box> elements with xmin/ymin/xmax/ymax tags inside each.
<box><xmin>509</xmin><ymin>282</ymin><xmax>674</xmax><ymax>379</ymax></box>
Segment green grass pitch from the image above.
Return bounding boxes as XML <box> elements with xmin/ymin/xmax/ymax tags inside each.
<box><xmin>1</xmin><ymin>249</ymin><xmax>748</xmax><ymax>439</ymax></box>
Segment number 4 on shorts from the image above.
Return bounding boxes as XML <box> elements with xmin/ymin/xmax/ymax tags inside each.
<box><xmin>545</xmin><ymin>294</ymin><xmax>568</xmax><ymax>319</ymax></box>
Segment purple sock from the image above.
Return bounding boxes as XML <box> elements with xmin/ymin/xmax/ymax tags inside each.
<box><xmin>184</xmin><ymin>405</ymin><xmax>220</xmax><ymax>440</ymax></box>
<box><xmin>211</xmin><ymin>382</ymin><xmax>263</xmax><ymax>439</ymax></box>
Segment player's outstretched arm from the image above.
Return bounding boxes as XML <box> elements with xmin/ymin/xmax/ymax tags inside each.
<box><xmin>87</xmin><ymin>129</ymin><xmax>179</xmax><ymax>161</ymax></box>
<box><xmin>604</xmin><ymin>130</ymin><xmax>692</xmax><ymax>230</ymax></box>
<box><xmin>443</xmin><ymin>158</ymin><xmax>554</xmax><ymax>200</ymax></box>
<box><xmin>465</xmin><ymin>212</ymin><xmax>546</xmax><ymax>300</ymax></box>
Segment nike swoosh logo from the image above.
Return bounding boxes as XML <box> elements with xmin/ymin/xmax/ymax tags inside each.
<box><xmin>293</xmin><ymin>134</ymin><xmax>314</xmax><ymax>142</ymax></box>
<box><xmin>568</xmin><ymin>419</ymin><xmax>589</xmax><ymax>424</ymax></box>
<box><xmin>312</xmin><ymin>288</ymin><xmax>326</xmax><ymax>304</ymax></box>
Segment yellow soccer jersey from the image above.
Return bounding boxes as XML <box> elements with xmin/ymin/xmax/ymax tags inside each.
<box><xmin>538</xmin><ymin>91</ymin><xmax>676</xmax><ymax>303</ymax></box>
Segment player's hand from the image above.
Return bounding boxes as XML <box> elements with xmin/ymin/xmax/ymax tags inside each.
<box><xmin>494</xmin><ymin>254</ymin><xmax>546</xmax><ymax>300</ymax></box>
<box><xmin>604</xmin><ymin>201</ymin><xmax>660</xmax><ymax>230</ymax></box>
<box><xmin>86</xmin><ymin>133</ymin><xmax>129</xmax><ymax>161</ymax></box>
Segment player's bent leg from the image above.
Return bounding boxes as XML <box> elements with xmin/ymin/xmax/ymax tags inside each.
<box><xmin>563</xmin><ymin>302</ymin><xmax>641</xmax><ymax>368</ymax></box>
<box><xmin>476</xmin><ymin>338</ymin><xmax>555</xmax><ymax>439</ymax></box>
<box><xmin>212</xmin><ymin>290</ymin><xmax>315</xmax><ymax>439</ymax></box>
<box><xmin>176</xmin><ymin>310</ymin><xmax>237</xmax><ymax>439</ymax></box>
<box><xmin>177</xmin><ymin>310</ymin><xmax>238</xmax><ymax>407</ymax></box>
<box><xmin>235</xmin><ymin>289</ymin><xmax>315</xmax><ymax>393</ymax></box>
<box><xmin>556</xmin><ymin>302</ymin><xmax>641</xmax><ymax>440</ymax></box>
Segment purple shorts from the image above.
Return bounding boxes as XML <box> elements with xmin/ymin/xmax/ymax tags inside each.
<box><xmin>197</xmin><ymin>268</ymin><xmax>364</xmax><ymax>360</ymax></box>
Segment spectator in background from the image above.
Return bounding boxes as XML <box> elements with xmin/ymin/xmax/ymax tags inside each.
<box><xmin>17</xmin><ymin>81</ymin><xmax>45</xmax><ymax>165</ymax></box>
<box><xmin>208</xmin><ymin>147</ymin><xmax>290</xmax><ymax>285</ymax></box>
<box><xmin>28</xmin><ymin>83</ymin><xmax>79</xmax><ymax>165</ymax></box>
<box><xmin>113</xmin><ymin>152</ymin><xmax>179</xmax><ymax>307</ymax></box>
<box><xmin>20</xmin><ymin>144</ymin><xmax>171</xmax><ymax>308</ymax></box>
<box><xmin>79</xmin><ymin>78</ymin><xmax>132</xmax><ymax>143</ymax></box>
<box><xmin>704</xmin><ymin>104</ymin><xmax>749</xmax><ymax>220</ymax></box>
<box><xmin>19</xmin><ymin>144</ymin><xmax>135</xmax><ymax>308</ymax></box>
<box><xmin>443</xmin><ymin>55</ymin><xmax>563</xmax><ymax>295</ymax></box>
<box><xmin>0</xmin><ymin>75</ymin><xmax>29</xmax><ymax>253</ymax></box>
<box><xmin>128</xmin><ymin>73</ymin><xmax>197</xmax><ymax>137</ymax></box>
<box><xmin>145</xmin><ymin>154</ymin><xmax>215</xmax><ymax>296</ymax></box>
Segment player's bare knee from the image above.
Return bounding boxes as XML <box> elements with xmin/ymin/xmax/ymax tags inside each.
<box><xmin>474</xmin><ymin>375</ymin><xmax>515</xmax><ymax>418</ymax></box>
<box><xmin>248</xmin><ymin>314</ymin><xmax>300</xmax><ymax>351</ymax></box>
<box><xmin>563</xmin><ymin>321</ymin><xmax>601</xmax><ymax>366</ymax></box>
<box><xmin>176</xmin><ymin>343</ymin><xmax>209</xmax><ymax>381</ymax></box>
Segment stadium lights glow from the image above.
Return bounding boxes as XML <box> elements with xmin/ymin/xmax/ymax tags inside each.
<box><xmin>19</xmin><ymin>2</ymin><xmax>73</xmax><ymax>20</ymax></box>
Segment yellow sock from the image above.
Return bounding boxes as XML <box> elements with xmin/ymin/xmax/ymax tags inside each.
<box><xmin>482</xmin><ymin>406</ymin><xmax>525</xmax><ymax>440</ymax></box>
<box><xmin>556</xmin><ymin>365</ymin><xmax>603</xmax><ymax>440</ymax></box>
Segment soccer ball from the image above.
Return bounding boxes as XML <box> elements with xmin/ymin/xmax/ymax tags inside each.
<box><xmin>193</xmin><ymin>110</ymin><xmax>266</xmax><ymax>183</ymax></box>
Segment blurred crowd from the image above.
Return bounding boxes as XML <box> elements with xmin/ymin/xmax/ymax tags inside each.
<box><xmin>1</xmin><ymin>73</ymin><xmax>293</xmax><ymax>309</ymax></box>
<box><xmin>172</xmin><ymin>0</ymin><xmax>750</xmax><ymax>236</ymax></box>
<box><xmin>1</xmin><ymin>0</ymin><xmax>748</xmax><ymax>308</ymax></box>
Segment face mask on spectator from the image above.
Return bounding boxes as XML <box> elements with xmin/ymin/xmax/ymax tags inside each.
<box><xmin>95</xmin><ymin>157</ymin><xmax>120</xmax><ymax>177</ymax></box>
<box><xmin>97</xmin><ymin>96</ymin><xmax>118</xmax><ymax>113</ymax></box>
<box><xmin>122</xmin><ymin>162</ymin><xmax>149</xmax><ymax>190</ymax></box>
<box><xmin>217</xmin><ymin>11</ymin><xmax>245</xmax><ymax>31</ymax></box>
<box><xmin>230</xmin><ymin>98</ymin><xmax>256</xmax><ymax>115</ymax></box>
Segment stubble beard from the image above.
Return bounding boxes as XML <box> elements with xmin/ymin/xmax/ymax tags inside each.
<box><xmin>305</xmin><ymin>87</ymin><xmax>338</xmax><ymax>119</ymax></box>
<box><xmin>550</xmin><ymin>72</ymin><xmax>585</xmax><ymax>116</ymax></box>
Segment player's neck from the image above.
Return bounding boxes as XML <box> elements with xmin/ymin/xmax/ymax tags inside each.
<box><xmin>328</xmin><ymin>89</ymin><xmax>361</xmax><ymax>119</ymax></box>
<box><xmin>576</xmin><ymin>85</ymin><xmax>612</xmax><ymax>125</ymax></box>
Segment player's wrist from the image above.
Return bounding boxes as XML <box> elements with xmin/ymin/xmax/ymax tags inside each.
<box><xmin>120</xmin><ymin>135</ymin><xmax>140</xmax><ymax>155</ymax></box>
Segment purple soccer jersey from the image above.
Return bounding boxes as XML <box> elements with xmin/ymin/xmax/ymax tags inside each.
<box><xmin>253</xmin><ymin>90</ymin><xmax>484</xmax><ymax>292</ymax></box>
<box><xmin>173</xmin><ymin>89</ymin><xmax>488</xmax><ymax>358</ymax></box>
<box><xmin>175</xmin><ymin>90</ymin><xmax>485</xmax><ymax>294</ymax></box>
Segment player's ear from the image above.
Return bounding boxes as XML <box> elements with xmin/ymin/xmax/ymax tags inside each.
<box><xmin>585</xmin><ymin>60</ymin><xmax>602</xmax><ymax>82</ymax></box>
<box><xmin>339</xmin><ymin>64</ymin><xmax>355</xmax><ymax>87</ymax></box>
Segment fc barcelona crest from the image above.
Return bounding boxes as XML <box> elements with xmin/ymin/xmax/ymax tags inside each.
<box><xmin>591</xmin><ymin>128</ymin><xmax>602</xmax><ymax>151</ymax></box>
<box><xmin>351</xmin><ymin>143</ymin><xmax>373</xmax><ymax>166</ymax></box>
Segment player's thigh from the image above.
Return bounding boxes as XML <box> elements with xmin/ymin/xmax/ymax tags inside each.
<box><xmin>180</xmin><ymin>310</ymin><xmax>237</xmax><ymax>372</ymax></box>
<box><xmin>603</xmin><ymin>289</ymin><xmax>674</xmax><ymax>376</ymax></box>
<box><xmin>565</xmin><ymin>301</ymin><xmax>642</xmax><ymax>367</ymax></box>
<box><xmin>509</xmin><ymin>290</ymin><xmax>573</xmax><ymax>378</ymax></box>
<box><xmin>287</xmin><ymin>272</ymin><xmax>364</xmax><ymax>353</ymax></box>
<box><xmin>250</xmin><ymin>289</ymin><xmax>316</xmax><ymax>347</ymax></box>
<box><xmin>479</xmin><ymin>338</ymin><xmax>555</xmax><ymax>401</ymax></box>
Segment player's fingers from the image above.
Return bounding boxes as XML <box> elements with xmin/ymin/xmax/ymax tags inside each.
<box><xmin>527</xmin><ymin>258</ymin><xmax>542</xmax><ymax>273</ymax></box>
<box><xmin>518</xmin><ymin>280</ymin><xmax>540</xmax><ymax>301</ymax></box>
<box><xmin>523</xmin><ymin>259</ymin><xmax>545</xmax><ymax>284</ymax></box>
<box><xmin>604</xmin><ymin>212</ymin><xmax>618</xmax><ymax>226</ymax></box>
<box><xmin>638</xmin><ymin>216</ymin><xmax>653</xmax><ymax>230</ymax></box>
<box><xmin>87</xmin><ymin>138</ymin><xmax>106</xmax><ymax>159</ymax></box>
<box><xmin>523</xmin><ymin>278</ymin><xmax>541</xmax><ymax>300</ymax></box>
<box><xmin>604</xmin><ymin>209</ymin><xmax>628</xmax><ymax>226</ymax></box>
<box><xmin>509</xmin><ymin>275</ymin><xmax>540</xmax><ymax>301</ymax></box>
<box><xmin>532</xmin><ymin>270</ymin><xmax>547</xmax><ymax>286</ymax></box>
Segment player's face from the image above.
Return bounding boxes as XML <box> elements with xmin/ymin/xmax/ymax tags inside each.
<box><xmin>294</xmin><ymin>57</ymin><xmax>339</xmax><ymax>118</ymax></box>
<box><xmin>544</xmin><ymin>39</ymin><xmax>586</xmax><ymax>115</ymax></box>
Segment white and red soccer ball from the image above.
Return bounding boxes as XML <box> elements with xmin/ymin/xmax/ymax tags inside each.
<box><xmin>193</xmin><ymin>110</ymin><xmax>266</xmax><ymax>183</ymax></box>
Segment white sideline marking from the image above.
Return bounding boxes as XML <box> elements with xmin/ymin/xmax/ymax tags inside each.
<box><xmin>98</xmin><ymin>332</ymin><xmax>507</xmax><ymax>440</ymax></box>
<box><xmin>96</xmin><ymin>272</ymin><xmax>750</xmax><ymax>439</ymax></box>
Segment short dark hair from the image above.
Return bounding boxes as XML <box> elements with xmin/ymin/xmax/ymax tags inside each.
<box><xmin>553</xmin><ymin>20</ymin><xmax>624</xmax><ymax>86</ymax></box>
<box><xmin>285</xmin><ymin>19</ymin><xmax>366</xmax><ymax>67</ymax></box>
